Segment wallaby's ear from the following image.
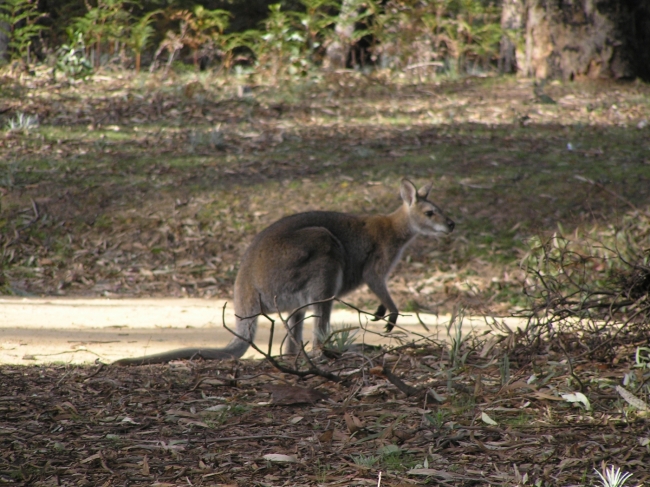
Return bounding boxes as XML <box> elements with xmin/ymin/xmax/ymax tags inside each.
<box><xmin>417</xmin><ymin>183</ymin><xmax>432</xmax><ymax>200</ymax></box>
<box><xmin>400</xmin><ymin>179</ymin><xmax>418</xmax><ymax>206</ymax></box>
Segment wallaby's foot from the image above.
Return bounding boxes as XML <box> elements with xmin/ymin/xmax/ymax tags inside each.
<box><xmin>385</xmin><ymin>312</ymin><xmax>398</xmax><ymax>332</ymax></box>
<box><xmin>371</xmin><ymin>304</ymin><xmax>387</xmax><ymax>321</ymax></box>
<box><xmin>371</xmin><ymin>304</ymin><xmax>398</xmax><ymax>331</ymax></box>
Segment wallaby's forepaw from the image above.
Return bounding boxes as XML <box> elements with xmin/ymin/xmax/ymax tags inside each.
<box><xmin>371</xmin><ymin>304</ymin><xmax>387</xmax><ymax>321</ymax></box>
<box><xmin>384</xmin><ymin>312</ymin><xmax>398</xmax><ymax>332</ymax></box>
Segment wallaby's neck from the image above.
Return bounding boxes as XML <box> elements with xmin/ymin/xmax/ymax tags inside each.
<box><xmin>385</xmin><ymin>204</ymin><xmax>418</xmax><ymax>244</ymax></box>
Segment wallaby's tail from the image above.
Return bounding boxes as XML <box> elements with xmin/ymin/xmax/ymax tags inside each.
<box><xmin>113</xmin><ymin>316</ymin><xmax>256</xmax><ymax>366</ymax></box>
<box><xmin>112</xmin><ymin>341</ymin><xmax>248</xmax><ymax>366</ymax></box>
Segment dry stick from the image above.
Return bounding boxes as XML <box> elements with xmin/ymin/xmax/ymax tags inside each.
<box><xmin>574</xmin><ymin>175</ymin><xmax>647</xmax><ymax>216</ymax></box>
<box><xmin>415</xmin><ymin>311</ymin><xmax>431</xmax><ymax>332</ymax></box>
<box><xmin>223</xmin><ymin>306</ymin><xmax>345</xmax><ymax>384</ymax></box>
<box><xmin>557</xmin><ymin>339</ymin><xmax>585</xmax><ymax>393</ymax></box>
<box><xmin>380</xmin><ymin>366</ymin><xmax>420</xmax><ymax>397</ymax></box>
<box><xmin>404</xmin><ymin>61</ymin><xmax>445</xmax><ymax>70</ymax></box>
<box><xmin>334</xmin><ymin>297</ymin><xmax>424</xmax><ymax>341</ymax></box>
<box><xmin>207</xmin><ymin>434</ymin><xmax>295</xmax><ymax>443</ymax></box>
<box><xmin>225</xmin><ymin>298</ymin><xmax>451</xmax><ymax>393</ymax></box>
<box><xmin>574</xmin><ymin>305</ymin><xmax>647</xmax><ymax>360</ymax></box>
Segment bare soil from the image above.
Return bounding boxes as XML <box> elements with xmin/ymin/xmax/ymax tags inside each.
<box><xmin>0</xmin><ymin>297</ymin><xmax>511</xmax><ymax>365</ymax></box>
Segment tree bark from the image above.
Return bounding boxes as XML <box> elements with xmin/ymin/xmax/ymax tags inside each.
<box><xmin>499</xmin><ymin>0</ymin><xmax>524</xmax><ymax>74</ymax></box>
<box><xmin>500</xmin><ymin>0</ymin><xmax>649</xmax><ymax>81</ymax></box>
<box><xmin>324</xmin><ymin>0</ymin><xmax>358</xmax><ymax>70</ymax></box>
<box><xmin>0</xmin><ymin>18</ymin><xmax>8</xmax><ymax>64</ymax></box>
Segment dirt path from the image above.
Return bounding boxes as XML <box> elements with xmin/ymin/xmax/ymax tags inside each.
<box><xmin>0</xmin><ymin>297</ymin><xmax>522</xmax><ymax>365</ymax></box>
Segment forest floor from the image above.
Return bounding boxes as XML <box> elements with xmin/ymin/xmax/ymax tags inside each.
<box><xmin>1</xmin><ymin>68</ymin><xmax>650</xmax><ymax>486</ymax></box>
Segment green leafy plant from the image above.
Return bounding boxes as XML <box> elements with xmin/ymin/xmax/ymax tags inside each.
<box><xmin>152</xmin><ymin>6</ymin><xmax>231</xmax><ymax>72</ymax></box>
<box><xmin>54</xmin><ymin>31</ymin><xmax>93</xmax><ymax>79</ymax></box>
<box><xmin>446</xmin><ymin>307</ymin><xmax>469</xmax><ymax>368</ymax></box>
<box><xmin>72</xmin><ymin>0</ymin><xmax>133</xmax><ymax>68</ymax></box>
<box><xmin>5</xmin><ymin>111</ymin><xmax>38</xmax><ymax>131</ymax></box>
<box><xmin>594</xmin><ymin>465</ymin><xmax>637</xmax><ymax>487</ymax></box>
<box><xmin>348</xmin><ymin>0</ymin><xmax>501</xmax><ymax>77</ymax></box>
<box><xmin>126</xmin><ymin>10</ymin><xmax>160</xmax><ymax>73</ymax></box>
<box><xmin>321</xmin><ymin>325</ymin><xmax>358</xmax><ymax>354</ymax></box>
<box><xmin>297</xmin><ymin>0</ymin><xmax>338</xmax><ymax>63</ymax></box>
<box><xmin>248</xmin><ymin>4</ymin><xmax>307</xmax><ymax>81</ymax></box>
<box><xmin>0</xmin><ymin>0</ymin><xmax>45</xmax><ymax>65</ymax></box>
<box><xmin>350</xmin><ymin>454</ymin><xmax>379</xmax><ymax>467</ymax></box>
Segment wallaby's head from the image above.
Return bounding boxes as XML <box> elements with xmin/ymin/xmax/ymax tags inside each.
<box><xmin>400</xmin><ymin>178</ymin><xmax>455</xmax><ymax>236</ymax></box>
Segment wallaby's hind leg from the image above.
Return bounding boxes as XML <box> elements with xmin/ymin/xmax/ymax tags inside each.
<box><xmin>225</xmin><ymin>313</ymin><xmax>259</xmax><ymax>358</ymax></box>
<box><xmin>312</xmin><ymin>299</ymin><xmax>334</xmax><ymax>349</ymax></box>
<box><xmin>284</xmin><ymin>309</ymin><xmax>305</xmax><ymax>355</ymax></box>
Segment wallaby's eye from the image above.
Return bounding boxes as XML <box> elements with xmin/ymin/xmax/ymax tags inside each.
<box><xmin>425</xmin><ymin>210</ymin><xmax>435</xmax><ymax>217</ymax></box>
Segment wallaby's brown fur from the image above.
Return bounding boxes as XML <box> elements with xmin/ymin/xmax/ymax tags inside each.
<box><xmin>114</xmin><ymin>179</ymin><xmax>454</xmax><ymax>365</ymax></box>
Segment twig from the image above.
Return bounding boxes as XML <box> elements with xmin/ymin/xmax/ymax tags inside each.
<box><xmin>557</xmin><ymin>338</ymin><xmax>585</xmax><ymax>392</ymax></box>
<box><xmin>206</xmin><ymin>435</ymin><xmax>295</xmax><ymax>442</ymax></box>
<box><xmin>381</xmin><ymin>366</ymin><xmax>420</xmax><ymax>396</ymax></box>
<box><xmin>574</xmin><ymin>175</ymin><xmax>646</xmax><ymax>215</ymax></box>
<box><xmin>404</xmin><ymin>61</ymin><xmax>445</xmax><ymax>70</ymax></box>
<box><xmin>222</xmin><ymin>317</ymin><xmax>346</xmax><ymax>383</ymax></box>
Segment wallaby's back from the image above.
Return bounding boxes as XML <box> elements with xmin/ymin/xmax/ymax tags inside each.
<box><xmin>237</xmin><ymin>211</ymin><xmax>376</xmax><ymax>303</ymax></box>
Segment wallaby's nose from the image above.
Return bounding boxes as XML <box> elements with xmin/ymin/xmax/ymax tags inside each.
<box><xmin>447</xmin><ymin>219</ymin><xmax>455</xmax><ymax>232</ymax></box>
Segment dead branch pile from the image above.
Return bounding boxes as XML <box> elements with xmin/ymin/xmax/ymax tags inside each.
<box><xmin>516</xmin><ymin>212</ymin><xmax>650</xmax><ymax>362</ymax></box>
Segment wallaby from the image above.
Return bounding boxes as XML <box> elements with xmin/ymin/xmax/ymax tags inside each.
<box><xmin>114</xmin><ymin>179</ymin><xmax>454</xmax><ymax>365</ymax></box>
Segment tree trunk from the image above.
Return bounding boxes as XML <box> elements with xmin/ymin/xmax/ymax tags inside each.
<box><xmin>0</xmin><ymin>19</ymin><xmax>8</xmax><ymax>64</ymax></box>
<box><xmin>324</xmin><ymin>0</ymin><xmax>358</xmax><ymax>70</ymax></box>
<box><xmin>500</xmin><ymin>0</ymin><xmax>649</xmax><ymax>81</ymax></box>
<box><xmin>499</xmin><ymin>0</ymin><xmax>524</xmax><ymax>74</ymax></box>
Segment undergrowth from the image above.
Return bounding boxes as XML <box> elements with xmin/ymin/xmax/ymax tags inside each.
<box><xmin>517</xmin><ymin>210</ymin><xmax>650</xmax><ymax>362</ymax></box>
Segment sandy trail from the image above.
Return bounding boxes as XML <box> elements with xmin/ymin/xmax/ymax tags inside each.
<box><xmin>0</xmin><ymin>297</ymin><xmax>522</xmax><ymax>365</ymax></box>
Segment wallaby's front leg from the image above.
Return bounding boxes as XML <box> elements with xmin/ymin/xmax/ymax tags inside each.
<box><xmin>364</xmin><ymin>274</ymin><xmax>399</xmax><ymax>331</ymax></box>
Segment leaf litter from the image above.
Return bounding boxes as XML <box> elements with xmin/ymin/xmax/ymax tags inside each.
<box><xmin>2</xmin><ymin>328</ymin><xmax>649</xmax><ymax>486</ymax></box>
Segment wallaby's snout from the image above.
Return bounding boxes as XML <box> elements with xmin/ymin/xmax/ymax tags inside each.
<box><xmin>440</xmin><ymin>215</ymin><xmax>455</xmax><ymax>233</ymax></box>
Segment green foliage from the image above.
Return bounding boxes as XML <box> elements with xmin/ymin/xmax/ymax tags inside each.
<box><xmin>5</xmin><ymin>111</ymin><xmax>38</xmax><ymax>131</ymax></box>
<box><xmin>350</xmin><ymin>453</ymin><xmax>379</xmax><ymax>467</ymax></box>
<box><xmin>242</xmin><ymin>0</ymin><xmax>343</xmax><ymax>79</ymax></box>
<box><xmin>54</xmin><ymin>31</ymin><xmax>93</xmax><ymax>79</ymax></box>
<box><xmin>72</xmin><ymin>0</ymin><xmax>134</xmax><ymax>66</ymax></box>
<box><xmin>0</xmin><ymin>0</ymin><xmax>504</xmax><ymax>78</ymax></box>
<box><xmin>297</xmin><ymin>0</ymin><xmax>338</xmax><ymax>62</ymax></box>
<box><xmin>248</xmin><ymin>4</ymin><xmax>307</xmax><ymax>80</ymax></box>
<box><xmin>126</xmin><ymin>9</ymin><xmax>160</xmax><ymax>72</ymax></box>
<box><xmin>0</xmin><ymin>0</ymin><xmax>45</xmax><ymax>65</ymax></box>
<box><xmin>152</xmin><ymin>6</ymin><xmax>232</xmax><ymax>71</ymax></box>
<box><xmin>424</xmin><ymin>409</ymin><xmax>449</xmax><ymax>428</ymax></box>
<box><xmin>321</xmin><ymin>325</ymin><xmax>358</xmax><ymax>354</ymax></box>
<box><xmin>446</xmin><ymin>307</ymin><xmax>469</xmax><ymax>368</ymax></box>
<box><xmin>358</xmin><ymin>0</ymin><xmax>502</xmax><ymax>76</ymax></box>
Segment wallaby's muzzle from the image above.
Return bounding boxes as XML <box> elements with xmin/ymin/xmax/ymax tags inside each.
<box><xmin>446</xmin><ymin>218</ymin><xmax>455</xmax><ymax>232</ymax></box>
